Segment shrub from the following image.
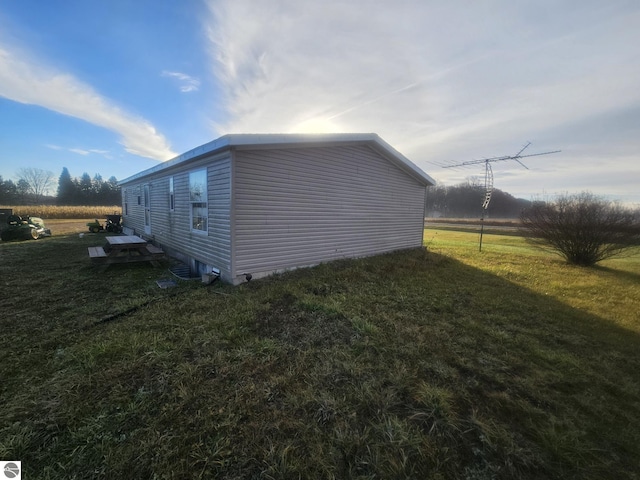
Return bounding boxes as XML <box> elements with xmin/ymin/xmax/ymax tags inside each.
<box><xmin>520</xmin><ymin>192</ymin><xmax>640</xmax><ymax>266</ymax></box>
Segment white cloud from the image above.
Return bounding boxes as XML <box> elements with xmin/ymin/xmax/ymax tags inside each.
<box><xmin>0</xmin><ymin>44</ymin><xmax>177</xmax><ymax>161</ymax></box>
<box><xmin>68</xmin><ymin>147</ymin><xmax>111</xmax><ymax>157</ymax></box>
<box><xmin>161</xmin><ymin>70</ymin><xmax>201</xmax><ymax>92</ymax></box>
<box><xmin>45</xmin><ymin>143</ymin><xmax>113</xmax><ymax>159</ymax></box>
<box><xmin>205</xmin><ymin>0</ymin><xmax>640</xmax><ymax>202</ymax></box>
<box><xmin>69</xmin><ymin>148</ymin><xmax>90</xmax><ymax>155</ymax></box>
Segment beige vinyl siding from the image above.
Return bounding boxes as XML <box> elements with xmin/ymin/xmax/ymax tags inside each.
<box><xmin>122</xmin><ymin>185</ymin><xmax>145</xmax><ymax>234</ymax></box>
<box><xmin>232</xmin><ymin>144</ymin><xmax>425</xmax><ymax>279</ymax></box>
<box><xmin>120</xmin><ymin>154</ymin><xmax>232</xmax><ymax>279</ymax></box>
<box><xmin>206</xmin><ymin>157</ymin><xmax>232</xmax><ymax>271</ymax></box>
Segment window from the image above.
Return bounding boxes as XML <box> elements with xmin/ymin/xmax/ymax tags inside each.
<box><xmin>169</xmin><ymin>177</ymin><xmax>175</xmax><ymax>211</ymax></box>
<box><xmin>189</xmin><ymin>169</ymin><xmax>207</xmax><ymax>232</ymax></box>
<box><xmin>124</xmin><ymin>189</ymin><xmax>129</xmax><ymax>216</ymax></box>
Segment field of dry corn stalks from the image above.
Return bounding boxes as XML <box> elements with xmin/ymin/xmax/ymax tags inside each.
<box><xmin>0</xmin><ymin>205</ymin><xmax>121</xmax><ymax>219</ymax></box>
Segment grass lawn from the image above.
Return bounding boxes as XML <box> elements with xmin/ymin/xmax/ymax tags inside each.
<box><xmin>1</xmin><ymin>223</ymin><xmax>639</xmax><ymax>479</ymax></box>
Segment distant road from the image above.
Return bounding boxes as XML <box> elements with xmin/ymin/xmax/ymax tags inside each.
<box><xmin>424</xmin><ymin>219</ymin><xmax>522</xmax><ymax>234</ymax></box>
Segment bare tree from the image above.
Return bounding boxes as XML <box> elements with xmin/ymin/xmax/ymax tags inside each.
<box><xmin>520</xmin><ymin>192</ymin><xmax>640</xmax><ymax>266</ymax></box>
<box><xmin>16</xmin><ymin>167</ymin><xmax>55</xmax><ymax>203</ymax></box>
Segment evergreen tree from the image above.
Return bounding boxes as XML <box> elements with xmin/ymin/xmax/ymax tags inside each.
<box><xmin>101</xmin><ymin>176</ymin><xmax>121</xmax><ymax>204</ymax></box>
<box><xmin>54</xmin><ymin>168</ymin><xmax>120</xmax><ymax>205</ymax></box>
<box><xmin>79</xmin><ymin>173</ymin><xmax>93</xmax><ymax>204</ymax></box>
<box><xmin>0</xmin><ymin>176</ymin><xmax>17</xmax><ymax>203</ymax></box>
<box><xmin>56</xmin><ymin>167</ymin><xmax>78</xmax><ymax>204</ymax></box>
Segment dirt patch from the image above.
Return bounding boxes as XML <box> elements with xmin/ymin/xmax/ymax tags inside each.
<box><xmin>254</xmin><ymin>293</ymin><xmax>358</xmax><ymax>348</ymax></box>
<box><xmin>42</xmin><ymin>219</ymin><xmax>97</xmax><ymax>235</ymax></box>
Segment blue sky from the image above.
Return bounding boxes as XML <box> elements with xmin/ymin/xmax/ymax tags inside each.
<box><xmin>1</xmin><ymin>0</ymin><xmax>639</xmax><ymax>205</ymax></box>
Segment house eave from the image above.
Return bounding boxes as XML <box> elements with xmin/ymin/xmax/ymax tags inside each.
<box><xmin>119</xmin><ymin>133</ymin><xmax>435</xmax><ymax>186</ymax></box>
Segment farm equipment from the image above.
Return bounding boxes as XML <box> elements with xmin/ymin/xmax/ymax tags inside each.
<box><xmin>86</xmin><ymin>214</ymin><xmax>123</xmax><ymax>234</ymax></box>
<box><xmin>1</xmin><ymin>215</ymin><xmax>52</xmax><ymax>241</ymax></box>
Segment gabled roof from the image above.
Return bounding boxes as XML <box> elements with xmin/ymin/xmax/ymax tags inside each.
<box><xmin>120</xmin><ymin>133</ymin><xmax>435</xmax><ymax>186</ymax></box>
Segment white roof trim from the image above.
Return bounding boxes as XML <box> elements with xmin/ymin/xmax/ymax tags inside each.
<box><xmin>119</xmin><ymin>133</ymin><xmax>435</xmax><ymax>186</ymax></box>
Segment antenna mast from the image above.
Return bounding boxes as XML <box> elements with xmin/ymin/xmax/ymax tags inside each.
<box><xmin>443</xmin><ymin>142</ymin><xmax>560</xmax><ymax>251</ymax></box>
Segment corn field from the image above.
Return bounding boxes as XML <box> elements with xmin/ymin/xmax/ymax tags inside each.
<box><xmin>0</xmin><ymin>205</ymin><xmax>121</xmax><ymax>219</ymax></box>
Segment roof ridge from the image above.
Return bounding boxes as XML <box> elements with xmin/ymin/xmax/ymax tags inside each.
<box><xmin>119</xmin><ymin>133</ymin><xmax>434</xmax><ymax>186</ymax></box>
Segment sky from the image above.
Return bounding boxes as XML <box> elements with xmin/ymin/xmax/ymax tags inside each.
<box><xmin>1</xmin><ymin>0</ymin><xmax>639</xmax><ymax>205</ymax></box>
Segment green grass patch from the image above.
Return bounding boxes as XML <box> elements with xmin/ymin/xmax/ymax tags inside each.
<box><xmin>1</xmin><ymin>226</ymin><xmax>639</xmax><ymax>478</ymax></box>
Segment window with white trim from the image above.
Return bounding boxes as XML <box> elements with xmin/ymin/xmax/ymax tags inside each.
<box><xmin>189</xmin><ymin>169</ymin><xmax>207</xmax><ymax>232</ymax></box>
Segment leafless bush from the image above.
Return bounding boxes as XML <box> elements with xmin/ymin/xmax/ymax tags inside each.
<box><xmin>520</xmin><ymin>192</ymin><xmax>640</xmax><ymax>266</ymax></box>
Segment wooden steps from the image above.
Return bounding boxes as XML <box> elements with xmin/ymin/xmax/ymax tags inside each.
<box><xmin>145</xmin><ymin>244</ymin><xmax>164</xmax><ymax>255</ymax></box>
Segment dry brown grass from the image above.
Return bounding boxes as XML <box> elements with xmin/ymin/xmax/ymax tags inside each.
<box><xmin>44</xmin><ymin>219</ymin><xmax>100</xmax><ymax>235</ymax></box>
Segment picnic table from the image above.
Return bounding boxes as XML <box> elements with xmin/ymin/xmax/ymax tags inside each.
<box><xmin>88</xmin><ymin>235</ymin><xmax>165</xmax><ymax>265</ymax></box>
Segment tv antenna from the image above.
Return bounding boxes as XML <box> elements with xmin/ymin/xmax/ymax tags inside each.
<box><xmin>443</xmin><ymin>142</ymin><xmax>560</xmax><ymax>251</ymax></box>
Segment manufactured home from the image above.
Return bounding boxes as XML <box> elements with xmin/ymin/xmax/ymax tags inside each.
<box><xmin>119</xmin><ymin>133</ymin><xmax>435</xmax><ymax>284</ymax></box>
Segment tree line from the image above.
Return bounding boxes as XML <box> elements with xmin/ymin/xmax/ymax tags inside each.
<box><xmin>0</xmin><ymin>167</ymin><xmax>120</xmax><ymax>205</ymax></box>
<box><xmin>57</xmin><ymin>167</ymin><xmax>120</xmax><ymax>205</ymax></box>
<box><xmin>425</xmin><ymin>182</ymin><xmax>532</xmax><ymax>218</ymax></box>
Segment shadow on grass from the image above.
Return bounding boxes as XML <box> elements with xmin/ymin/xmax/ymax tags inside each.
<box><xmin>1</xmin><ymin>240</ymin><xmax>639</xmax><ymax>479</ymax></box>
<box><xmin>593</xmin><ymin>263</ymin><xmax>640</xmax><ymax>284</ymax></box>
